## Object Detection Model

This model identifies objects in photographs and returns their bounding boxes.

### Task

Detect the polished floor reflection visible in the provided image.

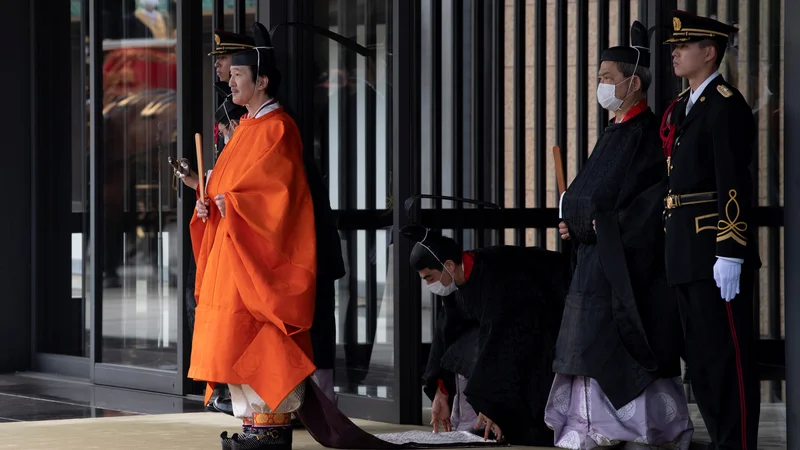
[0,374,205,422]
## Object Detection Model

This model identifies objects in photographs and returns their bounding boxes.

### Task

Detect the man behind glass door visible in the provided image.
[177,29,255,415]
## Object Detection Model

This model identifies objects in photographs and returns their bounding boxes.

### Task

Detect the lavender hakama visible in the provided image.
[545,374,694,449]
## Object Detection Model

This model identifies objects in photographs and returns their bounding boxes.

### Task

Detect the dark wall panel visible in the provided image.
[31,0,75,357]
[784,0,800,444]
[0,0,32,372]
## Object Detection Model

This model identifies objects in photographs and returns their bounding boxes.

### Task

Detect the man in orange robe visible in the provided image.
[190,22,317,450]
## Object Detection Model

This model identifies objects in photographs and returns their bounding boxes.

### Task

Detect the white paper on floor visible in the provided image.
[375,430,498,445]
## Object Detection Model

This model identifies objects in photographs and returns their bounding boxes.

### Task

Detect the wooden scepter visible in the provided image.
[552,145,567,196]
[195,133,206,222]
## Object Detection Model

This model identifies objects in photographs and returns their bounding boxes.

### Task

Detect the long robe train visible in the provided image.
[296,379,509,449]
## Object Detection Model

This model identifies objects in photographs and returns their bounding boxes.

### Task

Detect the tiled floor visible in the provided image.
[0,413,445,450]
[0,373,788,449]
[686,403,787,449]
[0,373,205,422]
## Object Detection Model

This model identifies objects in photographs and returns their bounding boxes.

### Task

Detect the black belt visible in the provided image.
[664,191,717,209]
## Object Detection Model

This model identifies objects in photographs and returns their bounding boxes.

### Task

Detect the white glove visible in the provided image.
[713,257,742,302]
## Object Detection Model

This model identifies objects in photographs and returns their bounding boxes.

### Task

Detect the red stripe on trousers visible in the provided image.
[725,302,748,450]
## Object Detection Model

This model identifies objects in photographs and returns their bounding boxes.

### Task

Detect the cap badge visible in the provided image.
[673,17,682,31]
[215,33,221,45]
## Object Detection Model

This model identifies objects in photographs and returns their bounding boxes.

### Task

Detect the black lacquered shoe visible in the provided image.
[220,431,238,450]
[290,417,304,430]
[232,426,292,450]
[212,396,234,416]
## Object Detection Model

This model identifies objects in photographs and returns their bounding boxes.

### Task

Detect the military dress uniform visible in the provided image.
[209,30,256,159]
[661,11,761,450]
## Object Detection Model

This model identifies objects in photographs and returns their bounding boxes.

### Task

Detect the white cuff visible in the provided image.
[559,192,566,219]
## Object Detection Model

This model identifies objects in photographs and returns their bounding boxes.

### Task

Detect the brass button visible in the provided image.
[670,165,674,171]
[677,142,681,146]
[668,213,672,218]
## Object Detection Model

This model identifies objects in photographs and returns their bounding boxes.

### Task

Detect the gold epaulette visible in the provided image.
[717,84,733,98]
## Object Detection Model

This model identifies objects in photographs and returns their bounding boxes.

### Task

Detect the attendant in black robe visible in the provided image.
[544,22,691,449]
[401,226,568,446]
[296,109,346,405]
[174,96,248,415]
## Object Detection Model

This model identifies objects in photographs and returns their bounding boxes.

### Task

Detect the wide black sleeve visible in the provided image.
[464,251,564,433]
[466,300,543,432]
[422,305,454,401]
[590,125,683,395]
[303,151,346,281]
[561,131,638,246]
[422,296,479,402]
[562,196,597,245]
[711,102,756,259]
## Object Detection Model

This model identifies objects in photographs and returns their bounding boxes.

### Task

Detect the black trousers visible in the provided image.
[674,272,759,450]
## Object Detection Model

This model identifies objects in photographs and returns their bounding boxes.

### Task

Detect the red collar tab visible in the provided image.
[619,99,648,123]
[462,251,475,281]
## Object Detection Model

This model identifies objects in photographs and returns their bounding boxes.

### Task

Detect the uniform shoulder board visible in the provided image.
[717,84,733,98]
[678,86,691,97]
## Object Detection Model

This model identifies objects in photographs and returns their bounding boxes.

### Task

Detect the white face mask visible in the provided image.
[596,77,633,111]
[597,48,642,112]
[426,265,457,296]
[428,279,457,296]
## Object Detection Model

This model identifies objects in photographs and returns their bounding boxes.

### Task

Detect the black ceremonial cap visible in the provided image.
[209,29,255,56]
[401,225,461,271]
[601,21,651,68]
[214,97,248,126]
[664,10,738,44]
[231,22,275,75]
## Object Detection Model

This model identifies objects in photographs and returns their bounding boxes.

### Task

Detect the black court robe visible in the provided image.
[422,303,480,404]
[554,108,684,409]
[423,246,569,446]
[303,145,346,370]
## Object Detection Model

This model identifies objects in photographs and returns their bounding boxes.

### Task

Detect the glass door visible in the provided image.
[91,0,181,393]
[306,0,396,418]
[89,0,259,395]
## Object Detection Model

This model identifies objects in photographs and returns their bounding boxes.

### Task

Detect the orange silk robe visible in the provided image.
[188,107,317,410]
